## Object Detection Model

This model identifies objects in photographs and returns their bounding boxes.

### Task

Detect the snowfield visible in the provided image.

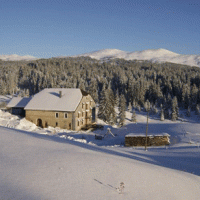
[1,109,200,199]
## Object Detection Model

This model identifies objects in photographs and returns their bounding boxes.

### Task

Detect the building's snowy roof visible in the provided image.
[7,97,32,108]
[126,133,170,137]
[24,88,84,112]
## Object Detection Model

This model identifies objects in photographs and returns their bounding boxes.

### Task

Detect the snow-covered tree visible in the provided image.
[98,87,107,121]
[98,87,116,124]
[160,104,165,121]
[131,109,137,122]
[171,96,179,121]
[186,106,191,117]
[118,94,126,126]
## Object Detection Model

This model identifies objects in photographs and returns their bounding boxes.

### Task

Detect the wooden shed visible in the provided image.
[125,133,170,147]
[6,97,32,117]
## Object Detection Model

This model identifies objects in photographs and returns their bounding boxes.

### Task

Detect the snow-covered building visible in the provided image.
[6,97,32,117]
[24,88,96,131]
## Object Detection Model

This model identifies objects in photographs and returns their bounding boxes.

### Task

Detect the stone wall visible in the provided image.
[26,110,74,129]
[125,135,170,147]
[25,94,96,131]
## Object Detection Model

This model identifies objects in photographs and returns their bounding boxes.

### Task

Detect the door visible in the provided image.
[92,107,96,123]
[69,123,71,130]
[37,118,43,128]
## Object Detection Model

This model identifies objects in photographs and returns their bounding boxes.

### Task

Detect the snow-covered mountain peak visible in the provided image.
[138,48,179,56]
[75,48,200,67]
[0,54,37,61]
[79,48,127,60]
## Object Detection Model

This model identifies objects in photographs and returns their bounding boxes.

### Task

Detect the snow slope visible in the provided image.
[1,109,200,199]
[75,48,200,67]
[1,126,200,200]
[0,54,37,61]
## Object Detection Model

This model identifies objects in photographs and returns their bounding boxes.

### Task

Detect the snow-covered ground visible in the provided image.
[1,109,200,199]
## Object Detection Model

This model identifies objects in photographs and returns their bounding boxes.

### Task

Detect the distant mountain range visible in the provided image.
[1,49,200,67]
[0,54,37,61]
[74,49,200,67]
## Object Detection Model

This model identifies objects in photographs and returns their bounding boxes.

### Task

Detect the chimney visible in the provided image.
[59,91,62,98]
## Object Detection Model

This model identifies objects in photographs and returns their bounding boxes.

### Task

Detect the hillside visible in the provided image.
[0,54,37,61]
[74,48,200,67]
[1,48,200,67]
[1,109,200,200]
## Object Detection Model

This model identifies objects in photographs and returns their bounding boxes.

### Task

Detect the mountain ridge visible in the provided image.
[74,48,200,67]
[1,49,200,67]
[0,54,37,61]
[73,48,200,67]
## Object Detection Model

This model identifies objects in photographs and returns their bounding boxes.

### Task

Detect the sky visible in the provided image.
[0,0,200,58]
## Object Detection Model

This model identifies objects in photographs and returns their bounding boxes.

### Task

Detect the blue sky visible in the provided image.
[0,0,200,58]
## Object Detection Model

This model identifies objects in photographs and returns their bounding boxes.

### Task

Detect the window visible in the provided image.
[56,122,58,126]
[82,103,84,109]
[82,112,84,117]
[64,113,68,118]
[55,112,59,118]
[77,120,79,126]
[86,103,88,109]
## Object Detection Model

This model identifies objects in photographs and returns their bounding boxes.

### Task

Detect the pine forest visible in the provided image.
[1,56,200,122]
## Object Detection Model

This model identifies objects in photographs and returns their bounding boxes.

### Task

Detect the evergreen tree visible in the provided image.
[160,108,165,121]
[144,99,151,112]
[98,87,107,121]
[182,84,190,109]
[171,96,179,121]
[160,104,165,121]
[118,94,126,126]
[115,89,120,107]
[186,106,191,117]
[190,84,198,110]
[131,109,137,122]
[128,102,132,111]
[195,104,200,115]
[107,89,116,124]
[98,88,116,124]
[164,93,172,119]
[88,78,98,103]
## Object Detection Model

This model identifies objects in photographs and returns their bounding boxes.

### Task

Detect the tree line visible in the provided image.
[1,56,200,123]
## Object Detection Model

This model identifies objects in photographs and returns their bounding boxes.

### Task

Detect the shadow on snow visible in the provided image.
[1,125,200,176]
